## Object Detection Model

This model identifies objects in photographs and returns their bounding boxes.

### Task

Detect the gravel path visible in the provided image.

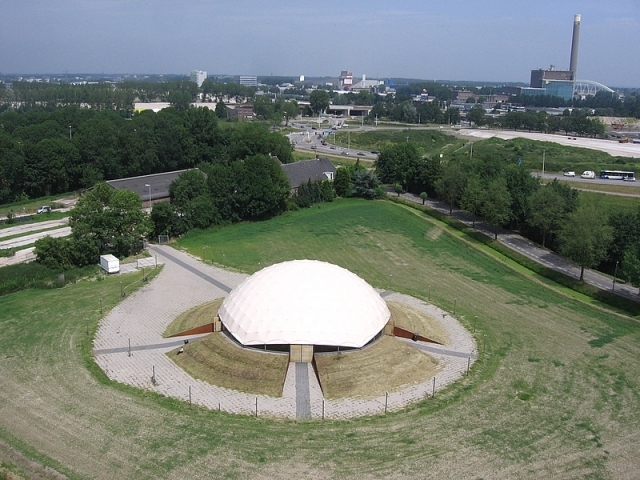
[94,245,477,419]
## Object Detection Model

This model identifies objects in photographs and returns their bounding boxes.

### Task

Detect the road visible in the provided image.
[0,217,69,239]
[0,226,72,249]
[288,128,378,160]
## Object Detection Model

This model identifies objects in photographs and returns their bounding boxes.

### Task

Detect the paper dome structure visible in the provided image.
[219,260,390,348]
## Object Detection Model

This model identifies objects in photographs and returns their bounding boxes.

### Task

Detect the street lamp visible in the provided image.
[144,184,151,209]
[613,260,619,291]
[69,125,72,140]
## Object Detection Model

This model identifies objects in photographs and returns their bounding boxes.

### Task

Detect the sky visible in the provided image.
[1,0,639,88]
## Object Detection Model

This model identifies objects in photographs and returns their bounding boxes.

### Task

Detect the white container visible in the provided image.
[99,254,120,274]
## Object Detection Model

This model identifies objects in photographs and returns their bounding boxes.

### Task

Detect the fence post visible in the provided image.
[189,386,192,406]
[385,392,388,413]
[255,397,258,417]
[432,376,436,398]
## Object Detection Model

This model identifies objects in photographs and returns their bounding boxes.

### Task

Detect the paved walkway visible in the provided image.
[94,245,477,419]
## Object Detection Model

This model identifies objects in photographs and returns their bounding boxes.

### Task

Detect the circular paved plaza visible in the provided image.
[93,245,477,419]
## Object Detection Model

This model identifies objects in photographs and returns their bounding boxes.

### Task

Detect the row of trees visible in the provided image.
[151,156,291,238]
[0,104,292,203]
[376,143,633,282]
[512,90,640,119]
[468,106,606,137]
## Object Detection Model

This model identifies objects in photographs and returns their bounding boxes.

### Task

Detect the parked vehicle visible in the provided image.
[99,254,120,274]
[36,206,51,214]
[581,171,596,179]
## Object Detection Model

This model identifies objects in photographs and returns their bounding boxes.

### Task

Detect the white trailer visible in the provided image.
[99,254,120,274]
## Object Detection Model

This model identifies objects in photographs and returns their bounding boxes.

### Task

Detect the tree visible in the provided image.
[467,104,486,126]
[320,180,334,202]
[444,107,461,125]
[150,201,181,238]
[215,100,228,119]
[281,101,300,126]
[375,143,421,191]
[558,199,613,281]
[70,182,151,258]
[621,248,640,294]
[481,178,512,239]
[394,183,403,196]
[234,155,291,220]
[419,192,428,205]
[351,170,383,199]
[333,167,351,197]
[460,175,485,227]
[309,89,330,115]
[169,169,208,212]
[505,165,539,229]
[435,162,467,214]
[526,185,566,248]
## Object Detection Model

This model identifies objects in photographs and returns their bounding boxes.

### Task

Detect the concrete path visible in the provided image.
[94,245,477,419]
[295,363,311,419]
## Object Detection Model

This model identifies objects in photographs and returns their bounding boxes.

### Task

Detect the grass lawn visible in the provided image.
[315,336,438,400]
[1,198,640,478]
[163,298,224,337]
[168,333,288,398]
[388,301,449,345]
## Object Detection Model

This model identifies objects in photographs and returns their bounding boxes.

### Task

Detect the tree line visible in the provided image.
[376,143,639,285]
[0,104,293,204]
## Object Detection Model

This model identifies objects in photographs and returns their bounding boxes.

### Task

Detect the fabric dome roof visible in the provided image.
[219,260,390,348]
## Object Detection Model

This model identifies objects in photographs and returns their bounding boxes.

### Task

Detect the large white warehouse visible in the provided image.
[218,260,390,349]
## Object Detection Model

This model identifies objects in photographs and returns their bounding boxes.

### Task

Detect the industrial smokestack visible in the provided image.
[569,14,581,78]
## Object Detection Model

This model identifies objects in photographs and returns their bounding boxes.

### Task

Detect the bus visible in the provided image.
[599,170,635,180]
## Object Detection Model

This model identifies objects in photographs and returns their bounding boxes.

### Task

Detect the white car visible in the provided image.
[581,171,596,179]
[563,171,576,177]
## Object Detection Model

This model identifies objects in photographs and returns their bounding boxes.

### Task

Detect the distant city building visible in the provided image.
[190,70,207,87]
[521,14,613,101]
[339,71,353,90]
[239,75,258,87]
[351,74,383,92]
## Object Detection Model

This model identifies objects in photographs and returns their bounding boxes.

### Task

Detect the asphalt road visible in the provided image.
[0,217,69,239]
[0,226,72,249]
[288,129,378,160]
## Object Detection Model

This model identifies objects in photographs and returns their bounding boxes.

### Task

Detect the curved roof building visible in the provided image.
[219,260,390,348]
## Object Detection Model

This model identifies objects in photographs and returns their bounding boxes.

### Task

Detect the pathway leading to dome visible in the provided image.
[295,363,311,419]
[94,245,477,419]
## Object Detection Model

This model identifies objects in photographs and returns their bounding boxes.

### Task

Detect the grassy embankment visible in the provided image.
[0,199,639,478]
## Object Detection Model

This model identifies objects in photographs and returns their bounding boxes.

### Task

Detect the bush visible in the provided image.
[0,262,97,297]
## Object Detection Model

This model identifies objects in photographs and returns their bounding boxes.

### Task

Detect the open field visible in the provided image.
[315,336,438,400]
[1,199,640,478]
[168,333,289,397]
[163,298,223,337]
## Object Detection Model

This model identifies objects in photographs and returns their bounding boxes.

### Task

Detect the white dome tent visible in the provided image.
[218,260,390,350]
